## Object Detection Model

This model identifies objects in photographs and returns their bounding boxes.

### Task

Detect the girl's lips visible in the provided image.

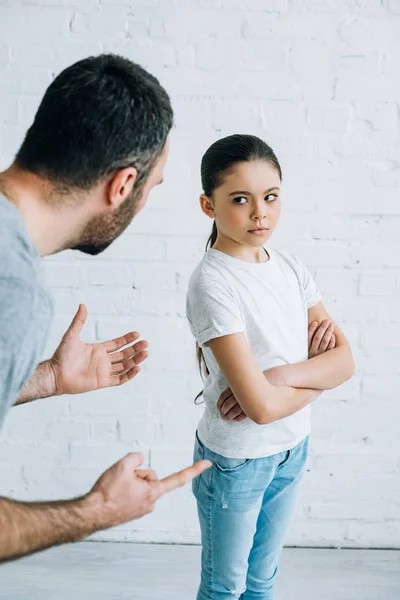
[248,228,268,234]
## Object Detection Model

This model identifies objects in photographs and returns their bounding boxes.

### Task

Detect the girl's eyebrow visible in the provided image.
[228,186,280,196]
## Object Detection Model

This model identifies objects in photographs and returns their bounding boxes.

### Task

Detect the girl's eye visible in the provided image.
[233,196,247,205]
[265,194,278,202]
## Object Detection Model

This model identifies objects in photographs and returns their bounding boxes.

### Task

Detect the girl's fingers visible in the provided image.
[328,334,336,350]
[319,323,335,352]
[223,404,244,421]
[308,321,318,348]
[310,320,331,354]
[217,389,234,411]
[220,396,239,416]
[233,412,247,422]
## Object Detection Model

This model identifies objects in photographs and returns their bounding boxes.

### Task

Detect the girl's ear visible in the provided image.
[200,194,215,219]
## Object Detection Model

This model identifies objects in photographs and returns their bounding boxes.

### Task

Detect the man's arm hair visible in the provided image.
[0,494,98,563]
[15,361,57,406]
[0,453,212,564]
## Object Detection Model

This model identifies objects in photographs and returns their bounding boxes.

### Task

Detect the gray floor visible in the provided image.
[1,542,399,600]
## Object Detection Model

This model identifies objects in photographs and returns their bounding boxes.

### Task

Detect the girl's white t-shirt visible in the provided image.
[186,247,321,459]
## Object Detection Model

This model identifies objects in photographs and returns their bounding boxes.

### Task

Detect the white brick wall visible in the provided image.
[0,0,399,549]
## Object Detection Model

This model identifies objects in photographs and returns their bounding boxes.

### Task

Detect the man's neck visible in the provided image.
[0,165,86,257]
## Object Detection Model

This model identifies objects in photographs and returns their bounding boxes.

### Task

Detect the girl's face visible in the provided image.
[201,160,281,250]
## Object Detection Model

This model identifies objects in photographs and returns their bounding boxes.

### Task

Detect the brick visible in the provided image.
[70,441,150,470]
[336,74,399,102]
[290,243,350,267]
[292,0,383,14]
[307,104,350,131]
[242,14,280,39]
[103,38,176,69]
[314,268,358,297]
[355,102,398,131]
[0,95,18,123]
[125,16,150,37]
[196,40,287,72]
[224,0,288,9]
[387,0,400,13]
[150,9,243,41]
[360,324,400,350]
[90,420,118,443]
[0,44,11,64]
[351,243,400,268]
[22,0,98,5]
[42,262,83,288]
[99,234,166,262]
[288,41,332,80]
[213,100,263,132]
[273,213,309,242]
[199,0,222,7]
[337,16,394,50]
[335,52,381,76]
[0,440,70,467]
[118,418,159,444]
[0,8,71,44]
[52,289,84,314]
[358,272,397,296]
[100,0,159,5]
[175,44,196,68]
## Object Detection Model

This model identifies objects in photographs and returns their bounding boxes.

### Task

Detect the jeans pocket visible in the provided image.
[214,457,252,473]
[212,456,262,512]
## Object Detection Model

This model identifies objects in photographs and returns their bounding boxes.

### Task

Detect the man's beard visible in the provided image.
[71,188,141,256]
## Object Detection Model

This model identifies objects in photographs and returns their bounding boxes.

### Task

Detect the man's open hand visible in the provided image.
[49,304,148,395]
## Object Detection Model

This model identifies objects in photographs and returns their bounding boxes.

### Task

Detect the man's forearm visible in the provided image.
[0,494,99,562]
[265,347,355,391]
[15,361,58,405]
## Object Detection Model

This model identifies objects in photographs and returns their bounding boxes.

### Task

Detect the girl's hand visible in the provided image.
[217,387,247,422]
[308,319,336,359]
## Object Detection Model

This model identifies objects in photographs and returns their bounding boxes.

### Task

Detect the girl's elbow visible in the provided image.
[251,408,275,426]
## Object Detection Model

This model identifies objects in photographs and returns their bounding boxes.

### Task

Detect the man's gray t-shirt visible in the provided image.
[0,194,53,430]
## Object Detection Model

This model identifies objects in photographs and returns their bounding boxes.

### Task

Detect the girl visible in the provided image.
[186,134,354,600]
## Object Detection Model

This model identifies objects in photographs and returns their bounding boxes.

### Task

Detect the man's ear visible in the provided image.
[200,194,215,219]
[107,167,138,209]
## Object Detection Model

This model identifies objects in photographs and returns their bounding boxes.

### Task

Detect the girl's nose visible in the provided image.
[252,200,267,221]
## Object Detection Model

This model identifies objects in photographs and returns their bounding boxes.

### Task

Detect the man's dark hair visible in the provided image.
[15,54,173,192]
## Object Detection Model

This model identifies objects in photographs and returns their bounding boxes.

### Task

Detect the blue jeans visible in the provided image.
[192,433,309,600]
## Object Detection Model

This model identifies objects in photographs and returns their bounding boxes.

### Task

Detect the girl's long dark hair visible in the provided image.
[195,134,282,403]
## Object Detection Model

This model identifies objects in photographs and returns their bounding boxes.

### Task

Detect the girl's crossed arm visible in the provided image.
[264,302,354,391]
[209,333,322,426]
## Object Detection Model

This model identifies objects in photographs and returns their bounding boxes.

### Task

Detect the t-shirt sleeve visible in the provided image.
[291,254,322,309]
[0,278,34,426]
[0,276,52,430]
[186,274,245,348]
